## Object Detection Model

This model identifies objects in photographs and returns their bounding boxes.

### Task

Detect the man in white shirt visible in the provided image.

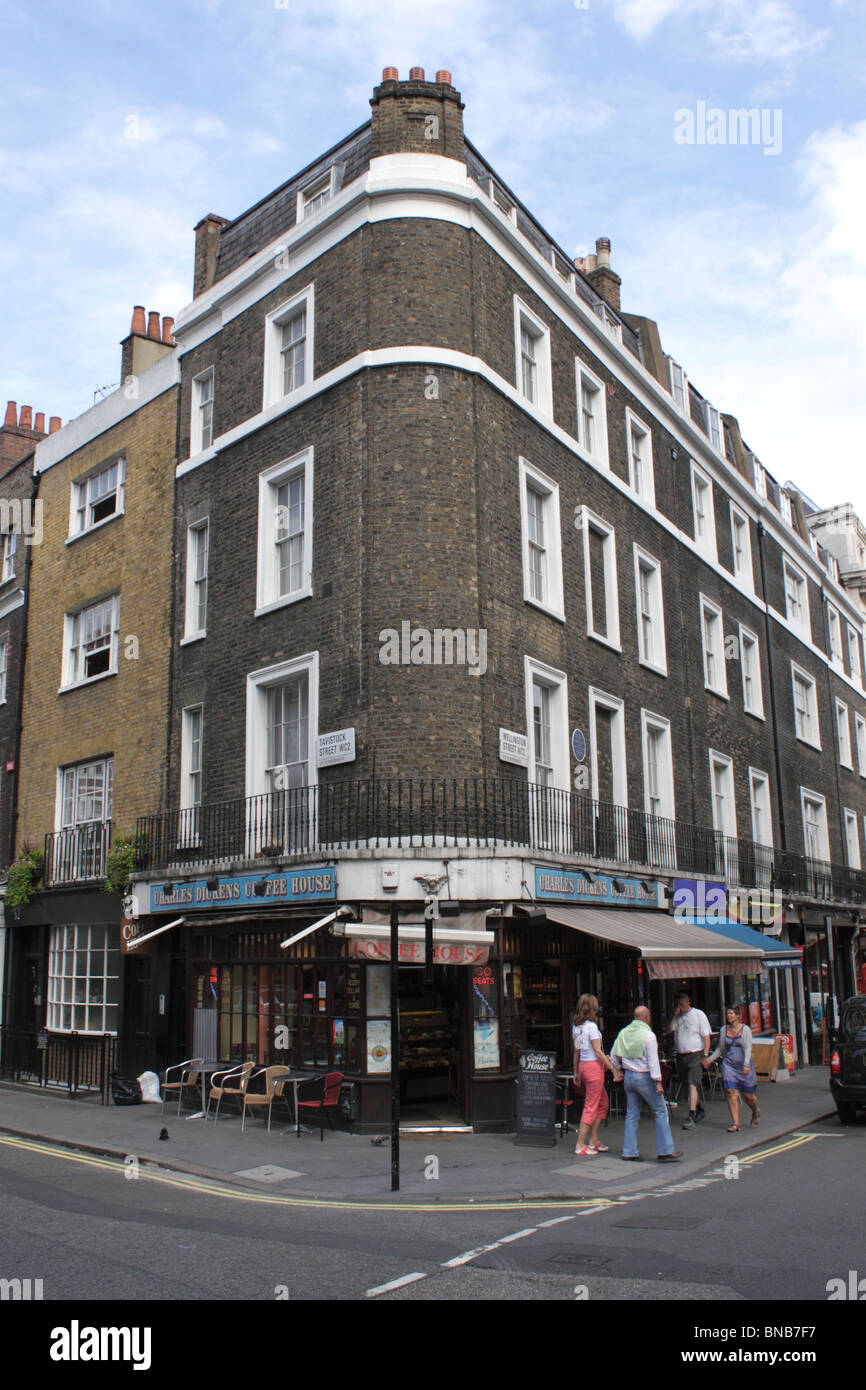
[666,991,711,1129]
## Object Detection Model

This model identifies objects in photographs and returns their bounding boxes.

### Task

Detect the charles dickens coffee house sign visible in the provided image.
[149,868,336,913]
[534,868,659,906]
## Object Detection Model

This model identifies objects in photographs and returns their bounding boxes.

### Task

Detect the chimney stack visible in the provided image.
[193,213,229,298]
[49,417,61,433]
[583,235,621,313]
[1,397,55,470]
[120,304,176,381]
[370,64,464,163]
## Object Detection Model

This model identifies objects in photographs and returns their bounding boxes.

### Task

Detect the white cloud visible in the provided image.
[611,0,829,60]
[623,119,866,511]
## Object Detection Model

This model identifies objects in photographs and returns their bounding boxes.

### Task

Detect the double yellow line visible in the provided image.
[0,1134,619,1214]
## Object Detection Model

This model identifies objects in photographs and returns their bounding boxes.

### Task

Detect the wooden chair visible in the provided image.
[161,1057,204,1116]
[241,1065,291,1132]
[205,1062,255,1122]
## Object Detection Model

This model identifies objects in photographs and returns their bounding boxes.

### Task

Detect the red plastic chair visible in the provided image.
[296,1071,344,1140]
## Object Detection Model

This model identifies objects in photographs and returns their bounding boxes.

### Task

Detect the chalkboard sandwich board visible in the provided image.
[515,1050,558,1147]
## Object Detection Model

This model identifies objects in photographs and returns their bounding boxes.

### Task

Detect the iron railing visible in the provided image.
[44,822,112,886]
[133,778,866,904]
[0,1027,154,1103]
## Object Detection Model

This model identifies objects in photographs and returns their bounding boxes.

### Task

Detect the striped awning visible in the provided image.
[525,907,764,979]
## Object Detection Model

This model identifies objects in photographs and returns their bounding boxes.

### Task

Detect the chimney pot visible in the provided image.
[595,236,611,267]
[4,401,16,427]
[19,406,32,429]
[34,412,45,432]
[146,311,161,340]
[49,416,61,433]
[162,316,175,344]
[382,66,399,81]
[409,67,425,80]
[435,70,452,84]
[131,305,146,336]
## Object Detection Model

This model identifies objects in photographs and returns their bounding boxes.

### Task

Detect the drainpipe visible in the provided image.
[756,522,787,851]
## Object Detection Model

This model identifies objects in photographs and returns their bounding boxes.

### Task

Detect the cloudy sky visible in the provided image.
[2,0,864,511]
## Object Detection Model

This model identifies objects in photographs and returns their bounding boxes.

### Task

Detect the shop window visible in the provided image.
[47,923,120,1034]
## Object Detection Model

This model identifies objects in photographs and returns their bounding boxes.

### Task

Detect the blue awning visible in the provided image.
[687,916,802,969]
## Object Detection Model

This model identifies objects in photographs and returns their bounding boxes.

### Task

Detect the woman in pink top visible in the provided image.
[572,994,616,1155]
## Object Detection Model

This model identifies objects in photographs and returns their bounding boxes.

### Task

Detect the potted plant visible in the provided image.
[104,831,149,897]
[6,845,44,911]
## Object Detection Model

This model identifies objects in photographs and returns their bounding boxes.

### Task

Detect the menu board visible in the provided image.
[515,1050,558,1147]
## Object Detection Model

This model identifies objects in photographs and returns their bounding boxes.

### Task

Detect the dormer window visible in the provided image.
[298,170,333,219]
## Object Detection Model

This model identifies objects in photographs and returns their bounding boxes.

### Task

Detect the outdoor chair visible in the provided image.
[205,1062,255,1123]
[161,1057,204,1116]
[241,1065,291,1132]
[296,1071,344,1140]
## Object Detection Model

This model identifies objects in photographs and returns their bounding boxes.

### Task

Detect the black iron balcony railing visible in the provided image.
[133,779,866,905]
[44,822,112,887]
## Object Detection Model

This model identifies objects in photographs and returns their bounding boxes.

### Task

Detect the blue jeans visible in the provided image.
[623,1071,675,1157]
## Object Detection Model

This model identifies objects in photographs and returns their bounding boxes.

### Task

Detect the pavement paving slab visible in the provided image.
[0,1068,837,1202]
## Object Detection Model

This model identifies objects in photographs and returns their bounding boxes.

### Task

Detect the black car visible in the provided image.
[830,994,866,1123]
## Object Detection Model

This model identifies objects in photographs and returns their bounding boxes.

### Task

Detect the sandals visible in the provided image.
[726,1124,739,1132]
[593,1143,610,1152]
[575,1145,598,1156]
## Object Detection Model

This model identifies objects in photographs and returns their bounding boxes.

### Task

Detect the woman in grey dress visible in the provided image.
[702,1007,760,1132]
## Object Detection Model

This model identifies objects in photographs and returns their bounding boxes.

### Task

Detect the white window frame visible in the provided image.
[827,604,844,667]
[783,556,811,641]
[791,663,820,749]
[182,519,209,642]
[700,596,728,699]
[256,447,314,616]
[519,459,564,621]
[800,788,829,863]
[0,527,16,583]
[748,768,773,849]
[666,356,687,412]
[729,502,753,590]
[297,168,335,221]
[836,699,853,769]
[588,685,629,820]
[61,595,120,689]
[263,283,314,411]
[633,545,667,676]
[691,462,717,561]
[844,808,861,870]
[245,651,319,802]
[53,756,114,885]
[739,624,764,719]
[191,367,215,455]
[68,458,126,540]
[178,705,203,848]
[855,712,866,778]
[847,624,863,685]
[709,748,737,841]
[0,633,7,704]
[578,507,620,650]
[625,408,654,506]
[47,923,119,1036]
[641,710,675,822]
[575,361,608,465]
[525,658,570,792]
[705,402,723,453]
[513,298,552,415]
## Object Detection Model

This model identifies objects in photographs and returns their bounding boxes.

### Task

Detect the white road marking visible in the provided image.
[496,1228,537,1243]
[366,1272,428,1297]
[538,1215,579,1226]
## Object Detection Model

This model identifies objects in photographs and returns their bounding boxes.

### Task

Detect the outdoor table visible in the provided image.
[279,1071,326,1136]
[555,1073,574,1136]
[182,1061,226,1120]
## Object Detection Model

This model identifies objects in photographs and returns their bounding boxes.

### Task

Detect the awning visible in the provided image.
[688,916,803,970]
[525,906,765,980]
[334,909,495,964]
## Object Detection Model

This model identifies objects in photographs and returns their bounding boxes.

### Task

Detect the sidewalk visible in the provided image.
[0,1069,836,1203]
